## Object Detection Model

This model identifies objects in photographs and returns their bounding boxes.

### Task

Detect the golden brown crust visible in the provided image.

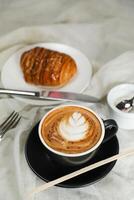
[20,47,77,87]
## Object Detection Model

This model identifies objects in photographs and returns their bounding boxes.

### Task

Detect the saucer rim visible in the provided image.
[25,123,119,188]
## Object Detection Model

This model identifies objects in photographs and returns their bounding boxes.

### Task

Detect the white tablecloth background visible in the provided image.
[0,0,134,200]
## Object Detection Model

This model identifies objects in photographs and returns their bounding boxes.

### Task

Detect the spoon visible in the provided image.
[116,96,134,112]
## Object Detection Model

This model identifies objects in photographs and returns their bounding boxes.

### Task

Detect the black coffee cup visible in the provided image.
[39,105,118,166]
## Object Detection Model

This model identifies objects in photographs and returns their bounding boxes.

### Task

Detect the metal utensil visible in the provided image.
[0,88,99,103]
[116,96,134,112]
[0,111,21,141]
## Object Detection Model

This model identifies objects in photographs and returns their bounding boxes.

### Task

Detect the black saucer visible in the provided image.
[25,123,119,188]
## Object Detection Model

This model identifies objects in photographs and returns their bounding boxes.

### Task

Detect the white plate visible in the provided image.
[1,43,92,105]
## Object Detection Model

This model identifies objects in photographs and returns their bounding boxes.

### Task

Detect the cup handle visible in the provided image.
[102,119,118,143]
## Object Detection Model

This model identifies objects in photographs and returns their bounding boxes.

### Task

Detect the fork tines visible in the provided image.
[0,111,21,139]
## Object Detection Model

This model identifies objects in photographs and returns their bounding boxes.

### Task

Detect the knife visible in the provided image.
[0,88,99,103]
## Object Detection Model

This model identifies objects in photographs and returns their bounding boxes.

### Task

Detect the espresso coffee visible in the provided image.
[41,106,102,154]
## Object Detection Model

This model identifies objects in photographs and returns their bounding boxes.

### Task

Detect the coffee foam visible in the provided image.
[41,106,102,154]
[58,112,90,141]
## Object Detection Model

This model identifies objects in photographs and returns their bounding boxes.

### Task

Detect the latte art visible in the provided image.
[58,112,90,141]
[41,106,102,154]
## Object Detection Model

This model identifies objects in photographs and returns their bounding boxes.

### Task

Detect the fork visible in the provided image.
[0,111,21,141]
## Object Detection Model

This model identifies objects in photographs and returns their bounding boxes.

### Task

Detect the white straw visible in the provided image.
[28,148,134,198]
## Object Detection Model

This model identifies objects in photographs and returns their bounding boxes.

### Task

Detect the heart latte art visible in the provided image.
[41,106,102,154]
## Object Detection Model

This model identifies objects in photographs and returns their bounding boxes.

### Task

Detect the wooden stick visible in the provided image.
[28,148,134,198]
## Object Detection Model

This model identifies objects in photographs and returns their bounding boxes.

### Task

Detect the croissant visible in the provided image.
[20,47,77,87]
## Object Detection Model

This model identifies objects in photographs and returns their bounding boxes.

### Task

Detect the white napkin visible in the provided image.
[86,51,134,98]
[0,25,134,200]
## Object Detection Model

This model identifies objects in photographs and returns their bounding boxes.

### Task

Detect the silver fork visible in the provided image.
[0,111,21,141]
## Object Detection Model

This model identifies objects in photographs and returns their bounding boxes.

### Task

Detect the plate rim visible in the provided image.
[1,42,92,106]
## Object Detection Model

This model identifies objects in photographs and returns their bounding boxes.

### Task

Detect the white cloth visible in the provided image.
[0,1,134,200]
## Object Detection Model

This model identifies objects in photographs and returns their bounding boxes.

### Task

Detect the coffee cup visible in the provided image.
[38,105,118,166]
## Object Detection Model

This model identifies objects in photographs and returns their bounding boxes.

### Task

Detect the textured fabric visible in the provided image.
[0,1,134,200]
